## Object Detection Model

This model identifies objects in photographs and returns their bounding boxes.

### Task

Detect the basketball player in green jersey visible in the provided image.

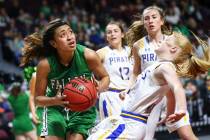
[8,82,37,140]
[21,19,110,140]
[23,66,44,140]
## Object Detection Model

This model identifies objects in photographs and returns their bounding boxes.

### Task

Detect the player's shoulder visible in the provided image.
[96,46,109,53]
[37,58,51,74]
[38,58,49,67]
[156,62,176,74]
[96,46,110,60]
[133,37,145,49]
[84,47,98,59]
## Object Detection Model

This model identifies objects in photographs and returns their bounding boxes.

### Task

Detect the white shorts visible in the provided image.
[88,111,147,140]
[99,89,124,120]
[145,97,191,134]
[166,112,191,133]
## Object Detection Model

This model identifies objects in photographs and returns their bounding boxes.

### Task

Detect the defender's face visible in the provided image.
[106,24,124,48]
[143,9,164,34]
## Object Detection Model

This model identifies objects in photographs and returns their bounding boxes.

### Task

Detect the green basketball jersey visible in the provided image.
[46,44,92,97]
[37,44,96,138]
[8,92,30,116]
[8,92,34,134]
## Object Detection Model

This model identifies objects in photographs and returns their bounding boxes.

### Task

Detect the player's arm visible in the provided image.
[157,64,187,122]
[29,74,39,124]
[165,89,175,117]
[35,58,68,107]
[158,90,175,125]
[119,42,141,99]
[85,48,110,93]
[130,42,141,86]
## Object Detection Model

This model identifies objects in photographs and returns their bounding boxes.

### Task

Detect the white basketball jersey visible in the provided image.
[138,36,168,71]
[103,46,134,89]
[124,61,173,116]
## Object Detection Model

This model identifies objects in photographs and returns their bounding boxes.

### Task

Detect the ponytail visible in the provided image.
[20,32,45,66]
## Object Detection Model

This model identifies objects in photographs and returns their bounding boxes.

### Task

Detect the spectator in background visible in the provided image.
[165,0,181,25]
[184,80,204,121]
[205,75,210,116]
[0,93,13,140]
[39,0,51,18]
[0,8,10,39]
[207,75,210,91]
[185,80,199,101]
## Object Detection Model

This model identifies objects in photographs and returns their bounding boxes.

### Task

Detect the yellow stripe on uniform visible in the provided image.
[97,129,112,140]
[183,114,188,123]
[97,123,119,140]
[120,112,147,121]
[107,99,112,116]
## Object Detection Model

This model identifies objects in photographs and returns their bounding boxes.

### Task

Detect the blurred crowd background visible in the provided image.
[0,0,210,139]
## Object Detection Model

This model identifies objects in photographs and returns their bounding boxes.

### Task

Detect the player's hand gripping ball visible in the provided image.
[63,77,97,111]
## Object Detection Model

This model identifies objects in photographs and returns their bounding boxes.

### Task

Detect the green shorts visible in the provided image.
[66,106,97,139]
[36,107,66,138]
[12,115,34,135]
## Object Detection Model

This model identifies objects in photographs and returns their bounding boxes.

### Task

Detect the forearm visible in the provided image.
[29,95,36,116]
[129,73,138,88]
[35,96,62,107]
[165,90,175,117]
[97,76,109,92]
[173,87,187,112]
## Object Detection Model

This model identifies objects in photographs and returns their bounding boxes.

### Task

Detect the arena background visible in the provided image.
[0,0,210,139]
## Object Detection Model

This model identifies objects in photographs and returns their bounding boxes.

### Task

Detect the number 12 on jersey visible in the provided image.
[119,67,130,80]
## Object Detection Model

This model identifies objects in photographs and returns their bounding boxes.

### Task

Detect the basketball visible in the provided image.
[63,77,97,112]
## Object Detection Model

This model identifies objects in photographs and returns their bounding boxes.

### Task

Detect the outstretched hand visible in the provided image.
[166,110,186,123]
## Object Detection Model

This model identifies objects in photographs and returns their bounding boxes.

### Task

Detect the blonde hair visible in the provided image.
[173,32,210,78]
[126,5,172,48]
[126,20,146,48]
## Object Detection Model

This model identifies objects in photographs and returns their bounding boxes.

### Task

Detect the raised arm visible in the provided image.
[130,42,141,87]
[157,63,187,122]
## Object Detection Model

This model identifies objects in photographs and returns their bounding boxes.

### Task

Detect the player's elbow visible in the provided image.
[34,96,43,107]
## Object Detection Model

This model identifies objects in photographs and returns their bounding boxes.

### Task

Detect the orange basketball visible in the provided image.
[63,77,97,112]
